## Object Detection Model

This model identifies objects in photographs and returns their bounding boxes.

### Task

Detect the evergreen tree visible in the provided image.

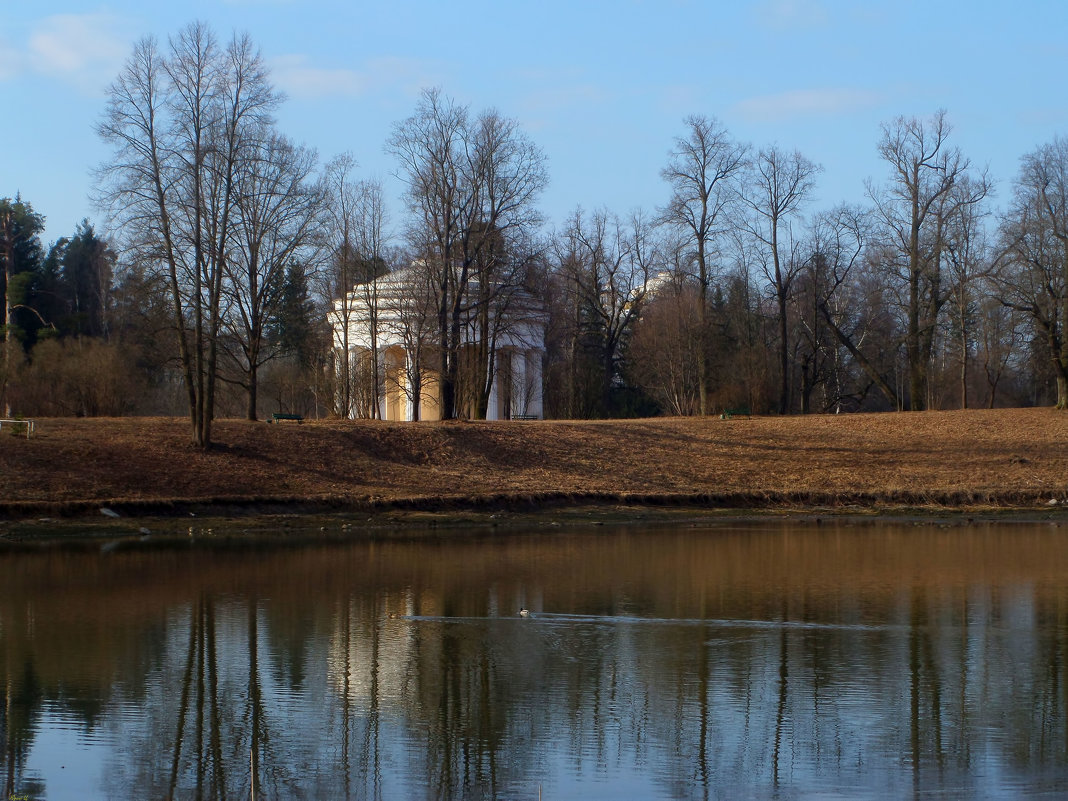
[57,221,115,339]
[1,196,47,352]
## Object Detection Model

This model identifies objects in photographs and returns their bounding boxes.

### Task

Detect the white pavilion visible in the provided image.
[330,267,545,421]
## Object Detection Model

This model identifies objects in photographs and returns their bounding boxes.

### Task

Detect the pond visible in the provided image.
[3,518,1068,799]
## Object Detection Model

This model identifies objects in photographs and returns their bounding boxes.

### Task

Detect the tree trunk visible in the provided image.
[247,363,258,420]
[2,222,12,417]
[960,353,968,410]
[697,245,709,417]
[369,289,380,419]
[799,355,812,414]
[777,290,789,414]
[820,302,899,408]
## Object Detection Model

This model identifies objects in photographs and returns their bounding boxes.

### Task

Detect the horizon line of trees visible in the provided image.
[3,22,1067,447]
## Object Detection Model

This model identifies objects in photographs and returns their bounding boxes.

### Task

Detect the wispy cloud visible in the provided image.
[271,54,366,98]
[271,54,440,100]
[0,38,20,81]
[735,88,881,122]
[755,0,829,29]
[656,85,701,115]
[27,13,130,93]
[520,83,609,114]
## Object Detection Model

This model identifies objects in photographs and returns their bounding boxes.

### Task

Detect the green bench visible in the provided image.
[719,407,751,420]
[270,413,304,423]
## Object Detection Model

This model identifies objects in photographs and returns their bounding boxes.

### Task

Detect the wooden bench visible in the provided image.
[719,407,751,420]
[270,413,304,423]
[510,414,539,421]
[0,418,36,438]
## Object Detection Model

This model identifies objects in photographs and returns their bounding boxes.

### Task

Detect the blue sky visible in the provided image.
[4,1,1068,246]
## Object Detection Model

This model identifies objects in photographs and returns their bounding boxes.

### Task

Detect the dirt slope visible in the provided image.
[0,408,1065,517]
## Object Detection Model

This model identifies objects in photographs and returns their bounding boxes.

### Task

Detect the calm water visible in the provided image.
[3,520,1068,800]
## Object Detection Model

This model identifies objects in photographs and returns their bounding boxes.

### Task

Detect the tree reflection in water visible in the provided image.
[2,522,1068,798]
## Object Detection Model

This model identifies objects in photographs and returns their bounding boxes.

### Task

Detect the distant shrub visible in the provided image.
[11,338,145,417]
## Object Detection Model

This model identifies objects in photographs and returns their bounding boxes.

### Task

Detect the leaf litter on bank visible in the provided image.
[0,409,1065,515]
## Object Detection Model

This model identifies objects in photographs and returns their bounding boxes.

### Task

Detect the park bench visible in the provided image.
[719,407,751,420]
[270,413,304,423]
[510,414,539,421]
[0,418,36,438]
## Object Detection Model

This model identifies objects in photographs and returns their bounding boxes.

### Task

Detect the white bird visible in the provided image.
[519,608,530,617]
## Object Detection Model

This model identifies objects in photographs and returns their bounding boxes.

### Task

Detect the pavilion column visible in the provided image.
[405,347,415,422]
[525,349,543,419]
[511,350,526,419]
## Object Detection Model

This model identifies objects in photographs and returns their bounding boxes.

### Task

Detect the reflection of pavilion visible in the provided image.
[330,268,545,421]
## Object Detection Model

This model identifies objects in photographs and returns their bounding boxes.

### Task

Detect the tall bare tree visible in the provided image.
[322,154,363,418]
[349,179,390,418]
[388,89,546,419]
[555,208,657,415]
[97,24,279,445]
[998,137,1068,408]
[660,116,748,416]
[868,110,987,410]
[222,132,324,420]
[378,260,438,420]
[806,205,900,408]
[942,176,990,409]
[742,146,820,414]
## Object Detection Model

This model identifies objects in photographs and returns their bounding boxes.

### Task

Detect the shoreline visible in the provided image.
[2,410,1067,543]
[2,491,1067,546]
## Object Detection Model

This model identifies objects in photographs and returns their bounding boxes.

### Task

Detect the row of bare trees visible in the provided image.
[338,105,1064,419]
[81,22,1068,440]
[558,109,1066,417]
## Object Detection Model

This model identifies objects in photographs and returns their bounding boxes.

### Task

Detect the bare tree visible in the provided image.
[741,145,820,414]
[555,208,657,415]
[378,260,437,420]
[626,247,703,415]
[388,89,546,420]
[322,154,364,418]
[97,24,279,446]
[998,137,1068,408]
[942,176,990,409]
[868,110,988,410]
[324,171,390,420]
[660,116,748,415]
[975,292,1024,407]
[350,179,389,418]
[222,131,324,419]
[805,205,901,408]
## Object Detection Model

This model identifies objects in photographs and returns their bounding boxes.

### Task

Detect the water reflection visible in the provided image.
[3,521,1068,799]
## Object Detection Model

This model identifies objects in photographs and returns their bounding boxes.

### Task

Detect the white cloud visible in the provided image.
[363,56,444,97]
[0,38,21,81]
[734,88,881,122]
[271,54,367,99]
[271,54,440,100]
[521,83,609,115]
[26,13,130,94]
[656,85,701,114]
[755,0,829,29]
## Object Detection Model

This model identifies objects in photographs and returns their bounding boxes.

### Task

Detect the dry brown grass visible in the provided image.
[0,408,1065,517]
